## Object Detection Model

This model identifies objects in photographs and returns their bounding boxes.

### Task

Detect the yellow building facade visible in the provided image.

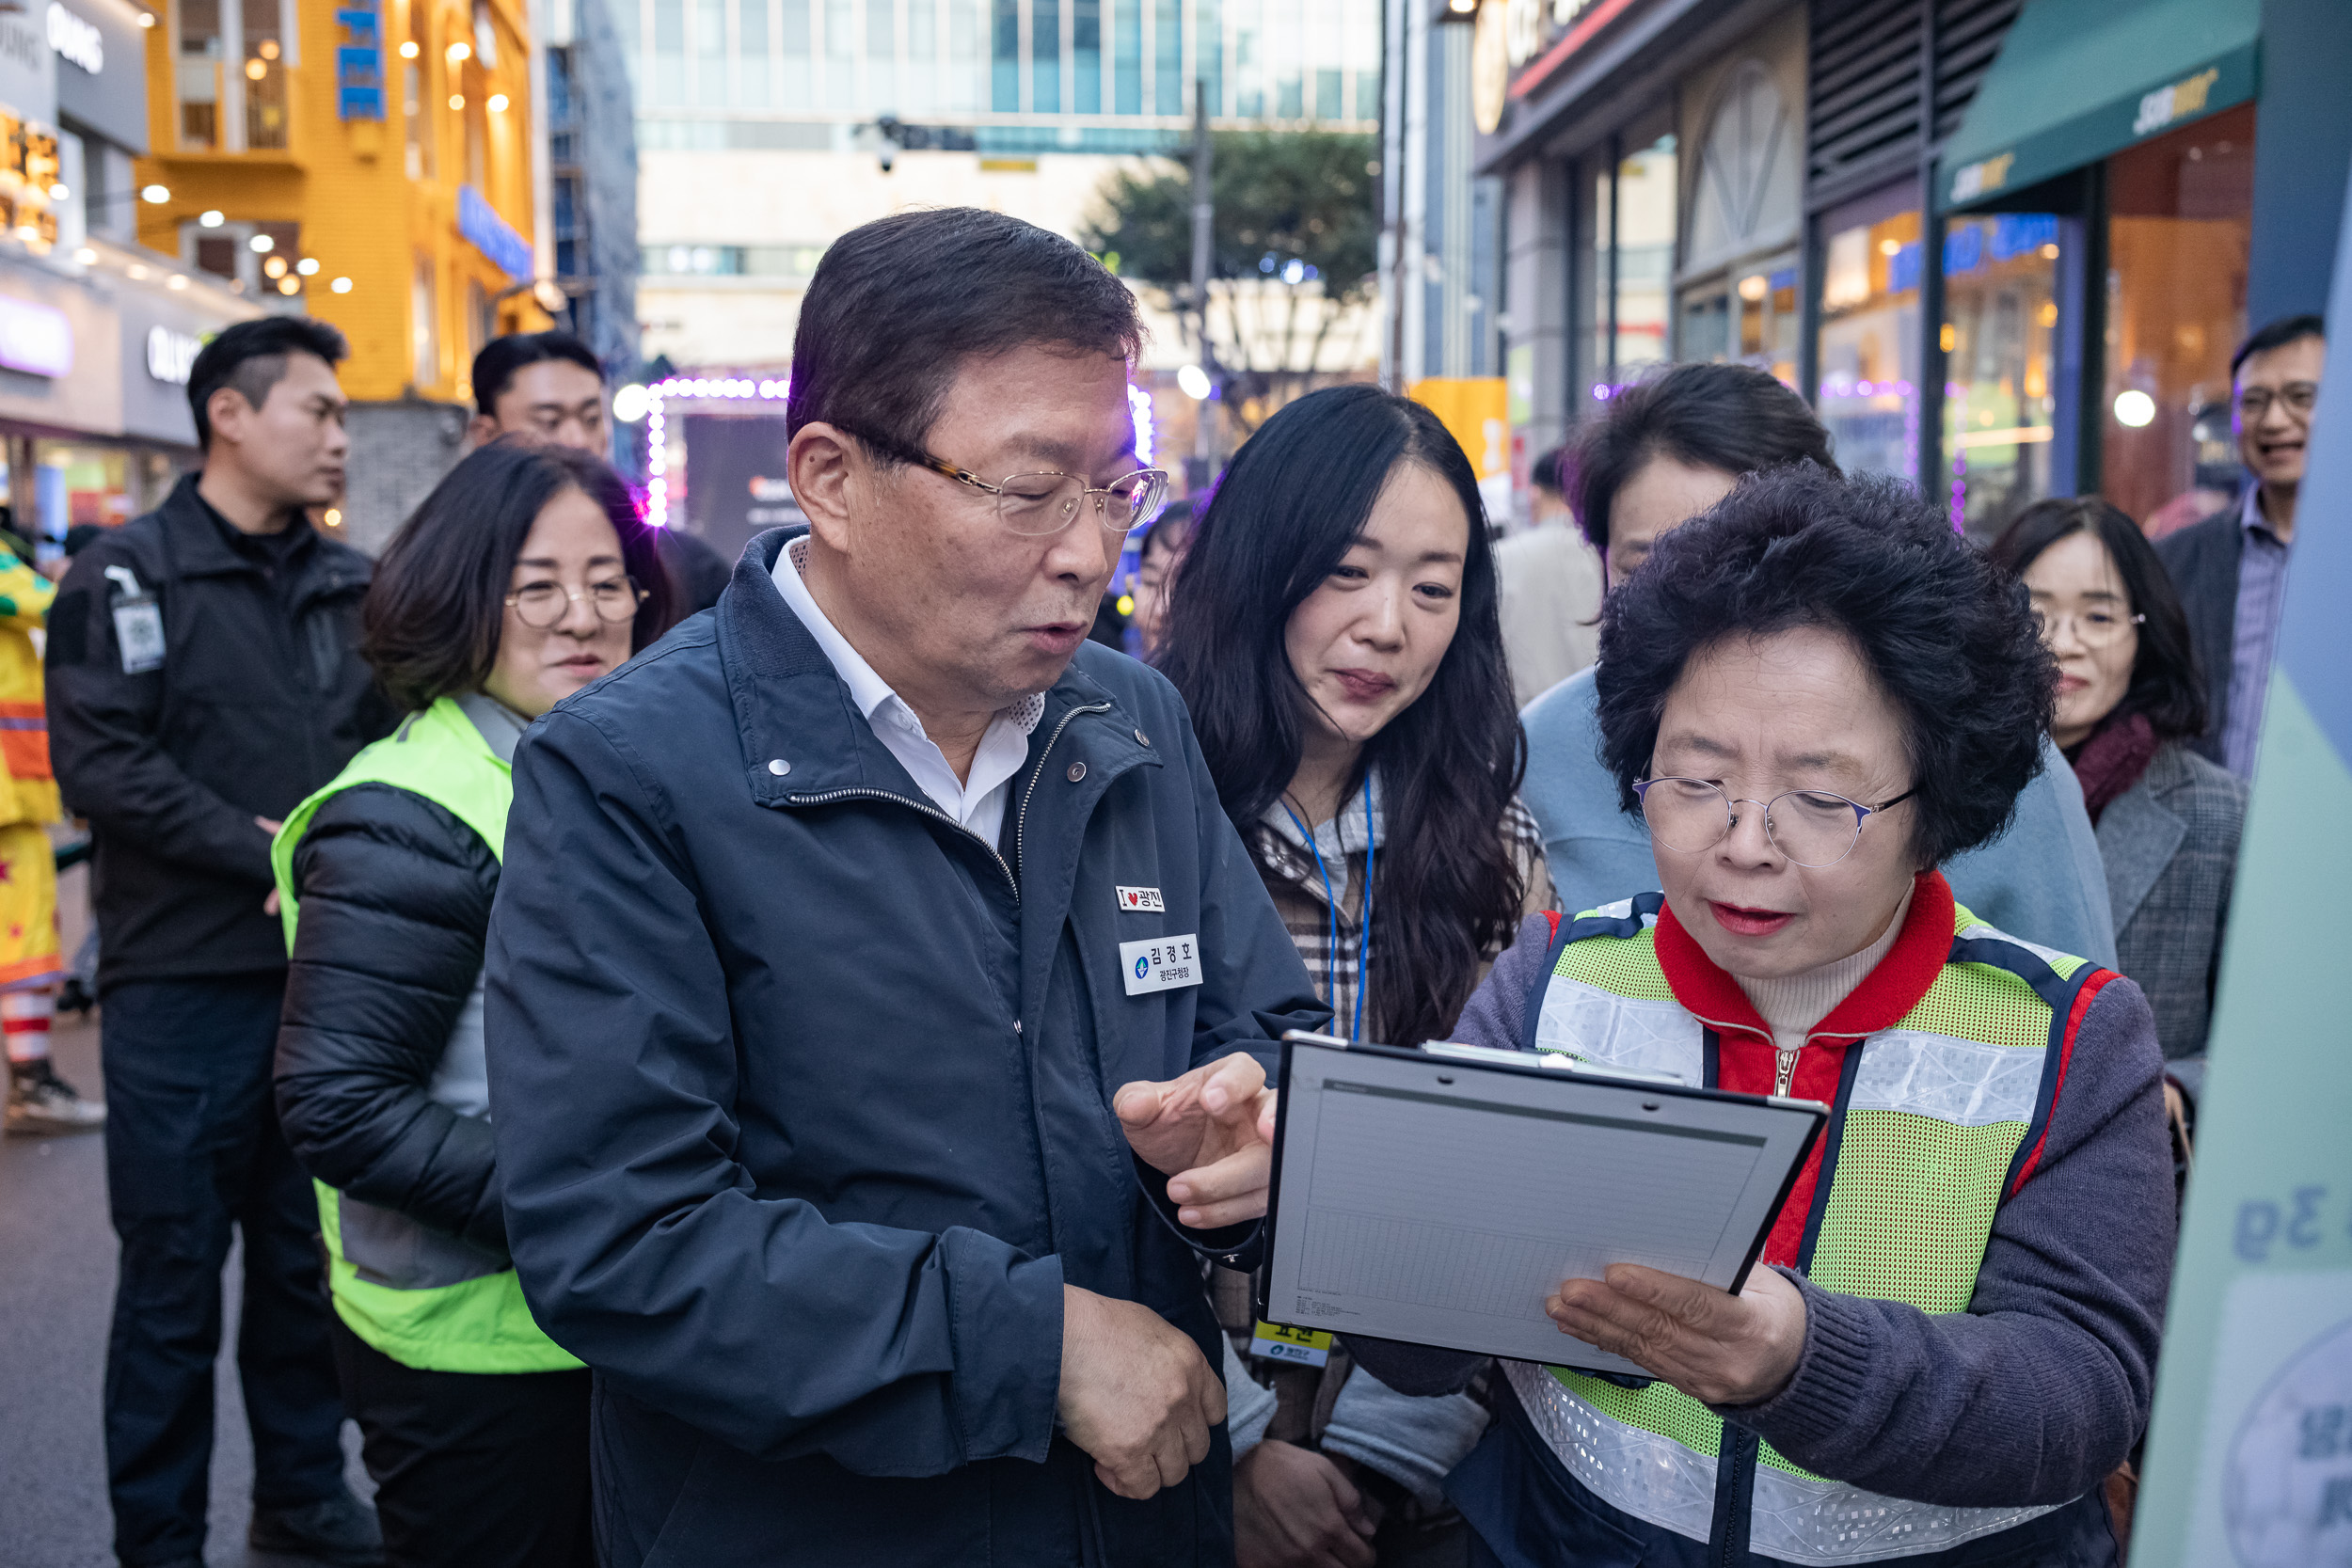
[134,0,547,403]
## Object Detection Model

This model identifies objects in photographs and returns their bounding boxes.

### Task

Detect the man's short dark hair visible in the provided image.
[2232,312,2326,377]
[1531,445,1568,499]
[786,208,1144,462]
[472,331,604,417]
[1595,467,2052,868]
[188,316,348,450]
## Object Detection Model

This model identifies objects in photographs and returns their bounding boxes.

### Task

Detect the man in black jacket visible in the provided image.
[486,209,1325,1566]
[47,316,394,1568]
[2154,311,2326,777]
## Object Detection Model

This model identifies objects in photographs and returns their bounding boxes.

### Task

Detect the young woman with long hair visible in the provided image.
[1155,383,1550,1567]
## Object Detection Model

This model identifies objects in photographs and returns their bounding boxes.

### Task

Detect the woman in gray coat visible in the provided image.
[1992,499,2247,1087]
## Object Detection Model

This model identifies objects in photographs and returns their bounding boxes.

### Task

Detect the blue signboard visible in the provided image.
[335,3,382,119]
[458,184,533,281]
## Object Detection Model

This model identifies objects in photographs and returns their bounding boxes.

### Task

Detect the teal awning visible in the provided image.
[1939,0,2260,211]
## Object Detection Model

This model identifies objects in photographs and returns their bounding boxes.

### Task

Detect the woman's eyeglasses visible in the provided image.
[1632,777,1916,869]
[506,576,647,629]
[2032,606,2144,649]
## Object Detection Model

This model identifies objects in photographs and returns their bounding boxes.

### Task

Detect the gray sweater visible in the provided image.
[1353,910,2175,1510]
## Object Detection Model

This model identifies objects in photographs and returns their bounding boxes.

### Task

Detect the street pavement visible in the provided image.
[0,1010,373,1567]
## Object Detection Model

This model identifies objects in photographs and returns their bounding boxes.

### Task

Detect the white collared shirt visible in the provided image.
[771,536,1044,847]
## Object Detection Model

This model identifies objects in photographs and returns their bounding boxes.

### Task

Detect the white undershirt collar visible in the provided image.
[771,536,1044,843]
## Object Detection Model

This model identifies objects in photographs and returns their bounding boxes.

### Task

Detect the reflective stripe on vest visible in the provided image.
[1512,895,2087,1560]
[272,697,581,1376]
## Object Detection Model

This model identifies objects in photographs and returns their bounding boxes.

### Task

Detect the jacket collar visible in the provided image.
[719,526,1156,813]
[160,471,315,579]
[1653,870,1956,1048]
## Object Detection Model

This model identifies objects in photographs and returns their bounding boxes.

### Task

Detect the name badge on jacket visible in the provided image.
[1120,935,1201,996]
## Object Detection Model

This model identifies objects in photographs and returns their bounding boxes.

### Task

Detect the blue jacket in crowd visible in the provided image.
[485,531,1328,1568]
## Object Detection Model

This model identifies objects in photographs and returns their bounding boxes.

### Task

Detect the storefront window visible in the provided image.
[1680,256,1799,384]
[245,11,289,150]
[1613,127,1676,377]
[1817,190,1920,483]
[2104,103,2254,536]
[1941,213,2059,539]
[178,0,224,150]
[34,446,135,539]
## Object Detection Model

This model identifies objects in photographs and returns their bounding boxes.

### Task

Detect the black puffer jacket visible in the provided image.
[274,783,506,1252]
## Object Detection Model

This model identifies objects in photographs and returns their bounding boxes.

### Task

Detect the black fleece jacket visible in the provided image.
[273,782,507,1253]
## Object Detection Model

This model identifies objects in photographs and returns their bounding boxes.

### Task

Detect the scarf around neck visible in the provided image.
[2066,710,2160,827]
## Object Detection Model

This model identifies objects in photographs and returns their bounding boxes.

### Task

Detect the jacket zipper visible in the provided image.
[1774,1045,1800,1097]
[784,786,1020,902]
[1014,702,1111,883]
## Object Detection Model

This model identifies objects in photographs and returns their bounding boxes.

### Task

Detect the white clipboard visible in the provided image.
[1259,1031,1829,1376]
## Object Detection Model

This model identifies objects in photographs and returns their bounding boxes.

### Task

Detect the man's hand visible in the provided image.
[1057,1285,1226,1500]
[1233,1441,1377,1568]
[1545,1262,1808,1406]
[1113,1052,1279,1228]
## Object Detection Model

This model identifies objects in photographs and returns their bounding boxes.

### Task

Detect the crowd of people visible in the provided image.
[10,203,2324,1568]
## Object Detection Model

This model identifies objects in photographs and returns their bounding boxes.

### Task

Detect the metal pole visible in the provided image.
[1190,78,1218,483]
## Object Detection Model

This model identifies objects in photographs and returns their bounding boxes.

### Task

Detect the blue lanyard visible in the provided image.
[1279,784,1376,1042]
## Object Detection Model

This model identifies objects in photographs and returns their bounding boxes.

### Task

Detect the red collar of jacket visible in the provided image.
[1652,870,1956,1048]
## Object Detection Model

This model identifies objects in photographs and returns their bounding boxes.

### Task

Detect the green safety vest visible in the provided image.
[1511,891,2101,1561]
[273,696,582,1376]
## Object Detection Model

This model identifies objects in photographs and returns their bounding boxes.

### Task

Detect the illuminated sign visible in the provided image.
[145,325,199,385]
[1505,0,1641,103]
[0,296,72,377]
[45,4,101,73]
[458,184,532,280]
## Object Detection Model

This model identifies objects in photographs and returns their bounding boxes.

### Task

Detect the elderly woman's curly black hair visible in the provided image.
[1593,467,2058,868]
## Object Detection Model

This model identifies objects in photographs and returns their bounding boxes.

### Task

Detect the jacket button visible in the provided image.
[1066,761,1087,783]
[767,758,791,775]
[1013,1020,1023,1035]
[1134,729,1151,747]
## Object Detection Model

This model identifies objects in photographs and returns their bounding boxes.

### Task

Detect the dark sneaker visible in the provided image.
[5,1058,104,1134]
[248,1489,385,1565]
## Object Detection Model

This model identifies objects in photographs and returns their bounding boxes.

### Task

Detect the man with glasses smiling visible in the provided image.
[483,208,1327,1567]
[2157,311,2327,778]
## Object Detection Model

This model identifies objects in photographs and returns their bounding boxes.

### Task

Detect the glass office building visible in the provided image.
[617,0,1382,148]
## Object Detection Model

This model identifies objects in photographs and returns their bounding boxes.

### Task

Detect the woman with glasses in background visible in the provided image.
[1992,498,2246,1098]
[1157,384,1550,1567]
[271,440,673,1568]
[1355,468,2172,1568]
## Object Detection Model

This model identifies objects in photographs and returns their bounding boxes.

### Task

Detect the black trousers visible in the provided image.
[102,974,349,1567]
[328,1313,594,1568]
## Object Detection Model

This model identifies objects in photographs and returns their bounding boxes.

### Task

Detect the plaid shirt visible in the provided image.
[1252,785,1554,1043]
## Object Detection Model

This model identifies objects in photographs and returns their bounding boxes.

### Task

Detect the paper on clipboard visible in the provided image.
[1262,1034,1825,1375]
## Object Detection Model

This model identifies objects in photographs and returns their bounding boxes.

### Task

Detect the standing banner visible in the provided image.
[2131,168,2352,1566]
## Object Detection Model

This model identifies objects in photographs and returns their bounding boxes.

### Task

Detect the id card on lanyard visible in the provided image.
[103,566,164,674]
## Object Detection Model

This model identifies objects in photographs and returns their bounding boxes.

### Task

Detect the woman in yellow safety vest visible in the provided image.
[1353,466,2175,1568]
[272,438,674,1568]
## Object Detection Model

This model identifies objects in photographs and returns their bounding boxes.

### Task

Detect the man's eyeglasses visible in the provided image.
[837,423,1170,538]
[2032,606,2144,649]
[2235,383,2318,420]
[506,576,647,629]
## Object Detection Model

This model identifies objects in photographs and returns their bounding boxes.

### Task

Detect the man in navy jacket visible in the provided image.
[485,209,1327,1566]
